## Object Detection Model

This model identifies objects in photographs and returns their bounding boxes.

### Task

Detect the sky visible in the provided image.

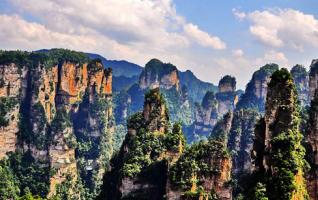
[0,0,318,89]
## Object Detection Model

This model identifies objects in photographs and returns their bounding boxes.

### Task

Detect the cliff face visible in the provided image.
[168,140,232,200]
[309,59,318,101]
[236,64,278,112]
[125,59,193,127]
[99,89,231,200]
[0,49,113,199]
[291,64,309,106]
[251,68,308,200]
[179,70,217,103]
[216,75,237,116]
[167,113,233,200]
[305,89,318,200]
[227,110,260,176]
[99,88,185,200]
[139,59,180,91]
[0,63,24,158]
[191,91,218,140]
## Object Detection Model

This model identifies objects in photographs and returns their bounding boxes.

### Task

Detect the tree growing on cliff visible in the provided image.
[251,68,308,200]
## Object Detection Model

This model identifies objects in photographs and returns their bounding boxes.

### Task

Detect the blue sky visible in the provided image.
[0,0,318,88]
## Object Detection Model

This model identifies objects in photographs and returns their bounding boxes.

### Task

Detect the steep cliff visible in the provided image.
[190,91,218,141]
[99,89,232,200]
[291,64,309,106]
[236,64,278,112]
[227,110,260,177]
[99,88,185,200]
[179,70,217,103]
[139,59,180,91]
[216,75,237,116]
[168,139,232,200]
[0,49,113,199]
[251,68,308,200]
[123,59,193,127]
[309,59,318,101]
[305,88,318,200]
[166,112,234,200]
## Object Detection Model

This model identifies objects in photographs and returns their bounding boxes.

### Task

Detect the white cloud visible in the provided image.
[256,50,288,66]
[7,0,225,50]
[232,8,246,20]
[184,23,226,49]
[236,8,318,50]
[232,49,244,57]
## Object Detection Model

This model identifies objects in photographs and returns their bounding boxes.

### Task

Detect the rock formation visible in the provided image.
[309,59,318,101]
[99,88,232,200]
[216,75,237,116]
[227,109,260,176]
[305,88,318,200]
[139,59,180,91]
[99,88,185,200]
[191,91,218,140]
[0,49,113,199]
[236,64,278,112]
[291,64,309,106]
[252,68,308,200]
[127,59,193,127]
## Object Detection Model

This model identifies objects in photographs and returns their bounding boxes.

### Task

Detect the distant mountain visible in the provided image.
[87,53,143,77]
[179,70,217,103]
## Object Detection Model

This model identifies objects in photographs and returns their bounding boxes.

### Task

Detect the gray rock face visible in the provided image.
[309,59,318,101]
[291,64,309,106]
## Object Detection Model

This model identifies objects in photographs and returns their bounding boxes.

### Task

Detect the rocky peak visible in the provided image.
[218,75,236,93]
[252,68,308,199]
[216,75,237,116]
[305,88,318,199]
[227,109,260,176]
[236,63,278,112]
[167,113,234,200]
[308,59,318,100]
[190,91,218,141]
[139,59,180,90]
[0,49,113,199]
[291,64,309,106]
[142,88,169,133]
[100,88,185,200]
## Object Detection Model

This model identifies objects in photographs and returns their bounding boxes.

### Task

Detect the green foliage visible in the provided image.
[0,49,89,69]
[170,139,229,190]
[120,89,185,178]
[0,159,19,199]
[121,129,165,177]
[0,97,18,127]
[250,68,308,200]
[51,108,76,148]
[4,151,50,198]
[254,182,268,200]
[72,90,114,198]
[113,124,127,152]
[52,174,74,200]
[165,123,185,152]
[18,189,43,200]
